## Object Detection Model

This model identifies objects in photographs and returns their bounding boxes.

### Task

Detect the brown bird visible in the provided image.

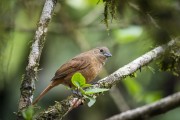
[32,47,112,105]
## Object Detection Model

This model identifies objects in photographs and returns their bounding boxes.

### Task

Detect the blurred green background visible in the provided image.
[0,0,180,120]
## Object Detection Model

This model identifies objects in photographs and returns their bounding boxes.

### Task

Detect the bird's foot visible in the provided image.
[72,89,83,97]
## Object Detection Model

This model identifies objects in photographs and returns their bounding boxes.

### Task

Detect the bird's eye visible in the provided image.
[100,49,103,52]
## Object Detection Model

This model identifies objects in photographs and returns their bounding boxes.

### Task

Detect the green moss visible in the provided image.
[101,0,119,29]
[159,40,180,75]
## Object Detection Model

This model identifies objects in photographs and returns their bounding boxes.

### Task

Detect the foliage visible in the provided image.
[160,39,180,76]
[71,72,109,107]
[101,0,119,29]
[22,106,34,120]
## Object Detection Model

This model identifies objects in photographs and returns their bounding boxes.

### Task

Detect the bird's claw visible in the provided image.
[72,89,83,97]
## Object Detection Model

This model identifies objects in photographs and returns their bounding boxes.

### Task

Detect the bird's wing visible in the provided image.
[51,56,90,81]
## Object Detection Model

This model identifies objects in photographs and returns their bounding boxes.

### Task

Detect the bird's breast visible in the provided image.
[82,59,103,83]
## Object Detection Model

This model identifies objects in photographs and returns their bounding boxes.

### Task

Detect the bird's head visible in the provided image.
[97,47,112,57]
[93,47,112,63]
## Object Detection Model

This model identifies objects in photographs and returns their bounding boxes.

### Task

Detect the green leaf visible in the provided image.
[71,72,86,87]
[81,84,93,88]
[22,106,34,120]
[79,87,85,94]
[84,88,109,95]
[84,95,96,107]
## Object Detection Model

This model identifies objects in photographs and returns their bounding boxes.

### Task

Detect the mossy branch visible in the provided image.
[17,0,57,119]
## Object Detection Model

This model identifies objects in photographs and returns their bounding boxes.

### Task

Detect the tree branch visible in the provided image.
[97,40,175,86]
[18,0,57,115]
[34,40,176,119]
[106,91,180,120]
[34,95,82,120]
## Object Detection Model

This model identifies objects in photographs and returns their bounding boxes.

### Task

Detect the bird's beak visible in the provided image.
[104,52,112,57]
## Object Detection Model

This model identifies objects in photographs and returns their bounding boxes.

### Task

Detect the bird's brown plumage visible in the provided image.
[32,47,112,105]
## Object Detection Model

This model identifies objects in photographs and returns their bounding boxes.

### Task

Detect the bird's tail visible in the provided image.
[32,84,53,105]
